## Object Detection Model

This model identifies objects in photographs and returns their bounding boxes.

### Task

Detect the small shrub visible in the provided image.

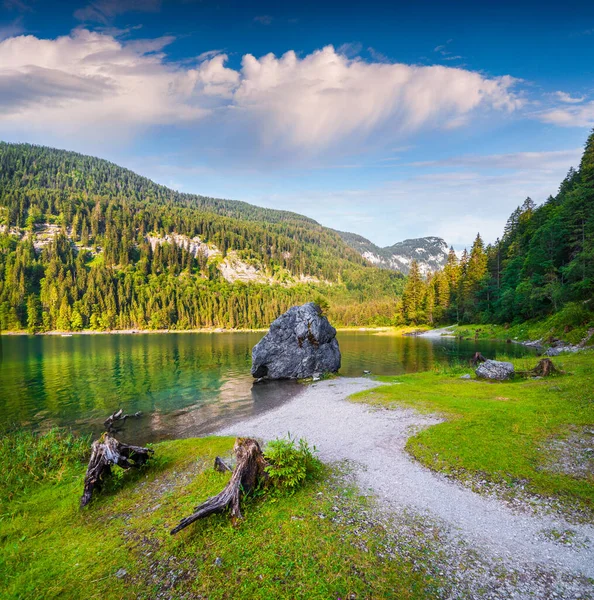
[264,435,322,493]
[313,295,330,316]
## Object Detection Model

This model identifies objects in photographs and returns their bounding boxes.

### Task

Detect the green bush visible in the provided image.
[313,295,330,316]
[264,435,321,493]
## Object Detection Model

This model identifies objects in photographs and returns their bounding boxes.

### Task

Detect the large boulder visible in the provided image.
[475,359,514,381]
[251,303,341,380]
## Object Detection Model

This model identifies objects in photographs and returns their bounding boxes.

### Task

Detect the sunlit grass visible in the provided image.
[351,351,594,511]
[0,433,435,599]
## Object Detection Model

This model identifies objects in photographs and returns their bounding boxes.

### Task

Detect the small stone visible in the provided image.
[115,568,127,578]
[460,374,471,380]
[214,557,223,567]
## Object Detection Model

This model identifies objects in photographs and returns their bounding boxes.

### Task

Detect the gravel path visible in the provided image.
[218,377,594,598]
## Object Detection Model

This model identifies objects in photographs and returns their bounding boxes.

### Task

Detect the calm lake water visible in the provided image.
[0,332,534,443]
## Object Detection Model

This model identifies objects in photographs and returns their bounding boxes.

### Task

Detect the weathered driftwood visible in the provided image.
[470,352,487,366]
[80,433,153,507]
[104,409,142,431]
[171,438,267,535]
[214,456,232,473]
[518,358,564,378]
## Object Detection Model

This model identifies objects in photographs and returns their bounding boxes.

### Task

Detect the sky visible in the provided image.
[1,0,593,250]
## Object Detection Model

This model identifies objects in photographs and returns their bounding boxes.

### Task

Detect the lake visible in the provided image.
[0,331,534,443]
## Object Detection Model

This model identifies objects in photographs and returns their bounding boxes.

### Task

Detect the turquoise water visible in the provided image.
[0,332,533,443]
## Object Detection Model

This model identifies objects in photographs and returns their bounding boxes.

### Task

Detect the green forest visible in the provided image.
[0,142,403,331]
[1,131,593,333]
[399,130,594,333]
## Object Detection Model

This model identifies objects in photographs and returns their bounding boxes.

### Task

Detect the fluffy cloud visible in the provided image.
[0,29,207,141]
[0,29,523,154]
[539,102,594,128]
[231,47,521,152]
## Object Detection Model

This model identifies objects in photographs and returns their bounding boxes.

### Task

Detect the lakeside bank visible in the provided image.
[2,350,593,599]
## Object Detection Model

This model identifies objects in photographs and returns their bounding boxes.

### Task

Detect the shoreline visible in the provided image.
[0,326,402,337]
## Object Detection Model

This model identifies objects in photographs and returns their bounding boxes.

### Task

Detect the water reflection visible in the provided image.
[0,331,534,443]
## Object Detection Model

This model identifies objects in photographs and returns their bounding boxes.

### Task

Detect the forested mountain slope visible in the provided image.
[0,143,404,331]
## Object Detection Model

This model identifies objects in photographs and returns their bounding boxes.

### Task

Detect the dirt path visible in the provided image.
[218,377,594,599]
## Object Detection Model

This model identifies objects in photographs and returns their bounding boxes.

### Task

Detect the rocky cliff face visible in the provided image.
[251,303,341,380]
[335,231,449,275]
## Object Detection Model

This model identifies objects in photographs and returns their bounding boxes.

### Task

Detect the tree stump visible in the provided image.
[470,352,487,366]
[171,438,267,535]
[516,358,564,378]
[80,433,153,507]
[528,358,564,377]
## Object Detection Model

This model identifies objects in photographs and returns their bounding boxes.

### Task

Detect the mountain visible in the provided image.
[0,142,404,331]
[336,231,449,275]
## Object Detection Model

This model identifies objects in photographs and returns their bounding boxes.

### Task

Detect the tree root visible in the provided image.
[171,438,267,535]
[80,433,153,507]
[104,409,142,431]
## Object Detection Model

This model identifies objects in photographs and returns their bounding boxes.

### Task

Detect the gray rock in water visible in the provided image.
[251,302,341,380]
[475,359,514,381]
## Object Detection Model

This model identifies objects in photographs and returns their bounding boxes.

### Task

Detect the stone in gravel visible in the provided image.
[475,359,514,381]
[251,302,341,380]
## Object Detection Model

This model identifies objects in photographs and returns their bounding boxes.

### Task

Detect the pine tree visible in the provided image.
[402,261,426,324]
[26,294,41,333]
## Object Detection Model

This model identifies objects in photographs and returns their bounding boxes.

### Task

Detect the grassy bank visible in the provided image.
[451,305,594,346]
[0,431,439,599]
[351,351,594,514]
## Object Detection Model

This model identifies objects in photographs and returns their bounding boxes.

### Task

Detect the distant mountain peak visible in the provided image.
[335,231,449,275]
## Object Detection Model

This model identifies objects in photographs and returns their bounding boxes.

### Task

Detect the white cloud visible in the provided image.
[553,91,585,104]
[228,46,521,153]
[0,30,523,155]
[539,102,594,128]
[0,29,206,141]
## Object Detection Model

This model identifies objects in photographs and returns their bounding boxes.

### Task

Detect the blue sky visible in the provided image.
[1,0,593,249]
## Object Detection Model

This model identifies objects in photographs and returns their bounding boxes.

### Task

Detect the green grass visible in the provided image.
[351,351,594,512]
[0,432,436,599]
[453,304,594,345]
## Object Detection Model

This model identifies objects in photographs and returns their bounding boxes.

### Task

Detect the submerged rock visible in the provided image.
[251,302,341,380]
[475,359,514,381]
